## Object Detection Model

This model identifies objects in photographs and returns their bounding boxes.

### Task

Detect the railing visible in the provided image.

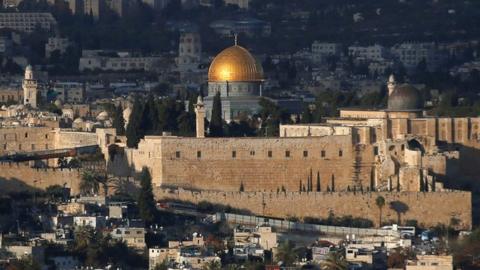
[215,213,401,237]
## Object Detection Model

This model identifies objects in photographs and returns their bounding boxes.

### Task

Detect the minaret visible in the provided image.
[387,74,396,96]
[195,95,205,138]
[22,65,38,108]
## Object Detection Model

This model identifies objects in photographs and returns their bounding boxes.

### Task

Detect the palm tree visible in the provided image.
[321,251,348,270]
[375,195,386,227]
[80,170,100,195]
[276,240,297,266]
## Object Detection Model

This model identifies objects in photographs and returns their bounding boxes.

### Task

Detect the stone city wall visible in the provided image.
[0,162,82,194]
[155,188,472,230]
[124,135,381,192]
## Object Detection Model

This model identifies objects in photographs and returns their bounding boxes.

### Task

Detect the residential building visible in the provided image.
[0,12,57,33]
[52,82,85,103]
[209,18,271,37]
[311,42,342,62]
[391,42,446,72]
[79,50,162,72]
[45,37,71,58]
[0,36,13,55]
[348,44,387,62]
[73,216,107,229]
[224,0,249,9]
[111,227,146,250]
[406,255,453,270]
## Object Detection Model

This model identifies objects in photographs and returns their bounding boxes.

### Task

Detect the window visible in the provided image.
[197,151,201,158]
[268,150,272,158]
[18,144,21,150]
[303,150,308,157]
[232,151,236,158]
[321,150,326,157]
[45,134,48,139]
[31,144,35,150]
[285,150,290,158]
[338,150,343,157]
[175,151,181,158]
[25,132,28,138]
[250,150,255,156]
[3,144,6,150]
[373,146,378,155]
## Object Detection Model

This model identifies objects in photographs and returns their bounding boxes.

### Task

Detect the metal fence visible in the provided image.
[215,213,400,237]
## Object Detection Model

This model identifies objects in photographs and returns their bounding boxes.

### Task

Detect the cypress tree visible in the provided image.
[140,95,159,135]
[316,171,321,192]
[137,167,157,224]
[126,96,143,148]
[331,174,335,192]
[112,104,125,136]
[209,92,223,137]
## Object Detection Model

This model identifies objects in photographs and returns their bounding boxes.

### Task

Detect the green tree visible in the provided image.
[137,167,157,224]
[321,251,348,270]
[126,96,143,148]
[202,260,221,270]
[209,92,223,137]
[316,172,321,192]
[300,106,313,123]
[79,170,100,195]
[153,260,169,270]
[375,195,385,227]
[7,255,41,270]
[275,240,297,266]
[140,95,159,135]
[112,104,125,136]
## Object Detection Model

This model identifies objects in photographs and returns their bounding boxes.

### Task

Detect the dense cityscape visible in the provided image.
[0,0,479,269]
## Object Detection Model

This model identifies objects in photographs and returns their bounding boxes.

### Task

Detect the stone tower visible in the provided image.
[387,74,396,96]
[195,95,205,138]
[23,65,38,108]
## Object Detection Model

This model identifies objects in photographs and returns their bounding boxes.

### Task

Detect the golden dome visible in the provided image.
[208,45,264,82]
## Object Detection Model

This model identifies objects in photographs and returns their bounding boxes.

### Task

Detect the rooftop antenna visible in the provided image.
[234,33,238,46]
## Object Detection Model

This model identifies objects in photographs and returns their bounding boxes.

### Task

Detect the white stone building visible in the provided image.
[0,12,57,33]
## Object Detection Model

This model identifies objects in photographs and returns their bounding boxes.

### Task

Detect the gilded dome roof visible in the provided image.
[208,45,264,82]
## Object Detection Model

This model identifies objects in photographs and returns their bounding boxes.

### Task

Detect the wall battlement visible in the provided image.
[0,163,82,194]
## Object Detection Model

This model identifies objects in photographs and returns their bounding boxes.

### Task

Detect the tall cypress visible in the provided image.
[140,95,159,135]
[126,96,143,148]
[209,92,223,137]
[316,171,321,192]
[112,104,125,136]
[137,167,157,224]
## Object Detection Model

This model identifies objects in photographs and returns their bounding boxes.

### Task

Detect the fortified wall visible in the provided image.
[118,135,379,191]
[0,163,82,194]
[155,188,472,230]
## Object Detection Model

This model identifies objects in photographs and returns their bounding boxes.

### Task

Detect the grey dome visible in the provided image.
[388,84,422,111]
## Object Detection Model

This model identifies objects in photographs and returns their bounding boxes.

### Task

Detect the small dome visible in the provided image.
[96,111,109,121]
[208,45,264,82]
[25,65,32,71]
[54,99,63,107]
[73,117,84,124]
[388,84,423,111]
